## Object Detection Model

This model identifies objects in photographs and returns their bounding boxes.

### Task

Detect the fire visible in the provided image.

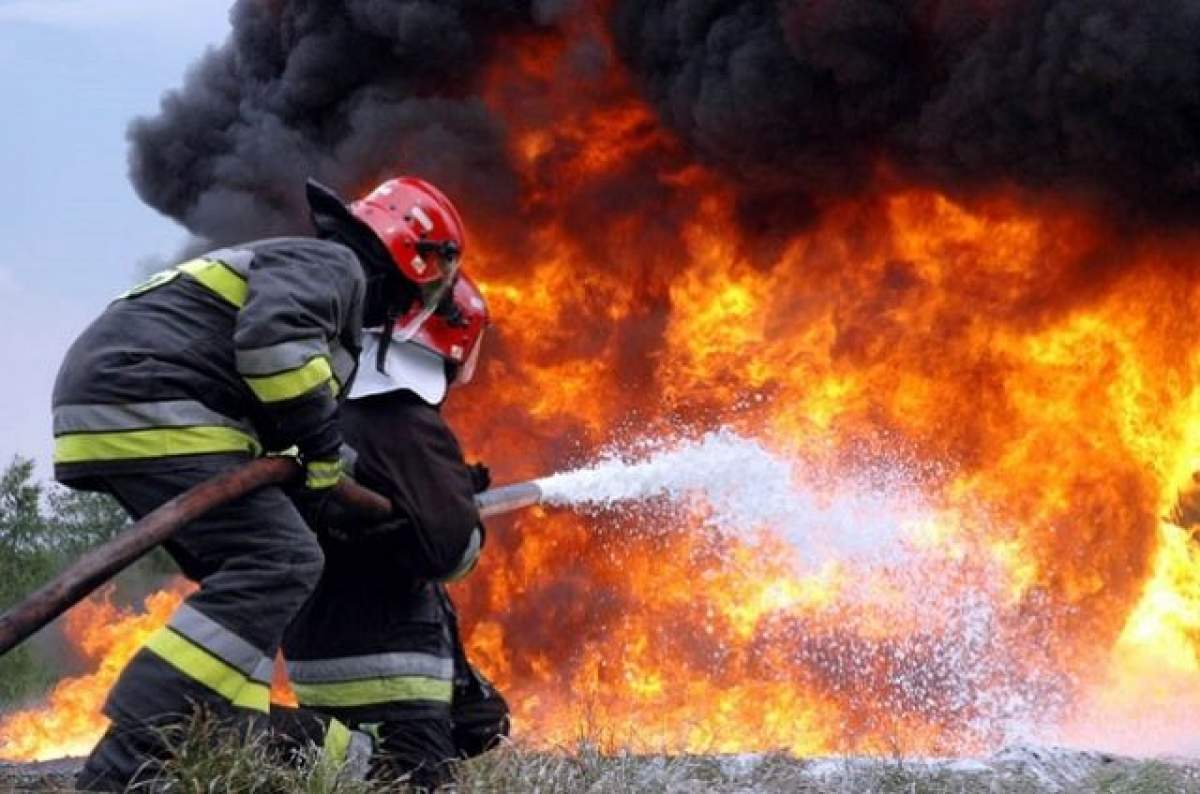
[446,13,1200,756]
[0,584,192,761]
[5,7,1200,764]
[454,175,1200,752]
[0,582,298,761]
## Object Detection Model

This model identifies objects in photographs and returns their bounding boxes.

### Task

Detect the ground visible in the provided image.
[2,745,1199,793]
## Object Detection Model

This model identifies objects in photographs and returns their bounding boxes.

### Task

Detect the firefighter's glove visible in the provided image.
[304,455,344,492]
[468,462,491,494]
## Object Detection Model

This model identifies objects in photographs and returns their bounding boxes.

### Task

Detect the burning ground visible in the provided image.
[4,0,1200,769]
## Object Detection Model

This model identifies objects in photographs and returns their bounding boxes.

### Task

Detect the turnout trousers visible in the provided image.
[281,536,508,789]
[76,456,325,791]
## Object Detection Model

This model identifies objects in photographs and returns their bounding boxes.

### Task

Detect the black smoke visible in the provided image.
[131,0,1200,245]
[129,0,576,246]
[610,0,1200,219]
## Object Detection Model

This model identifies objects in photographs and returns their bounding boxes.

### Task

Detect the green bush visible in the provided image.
[0,457,131,708]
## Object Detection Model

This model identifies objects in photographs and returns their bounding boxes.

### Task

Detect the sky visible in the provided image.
[0,0,233,474]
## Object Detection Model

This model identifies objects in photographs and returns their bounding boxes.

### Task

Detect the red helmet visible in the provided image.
[401,272,489,385]
[351,177,465,287]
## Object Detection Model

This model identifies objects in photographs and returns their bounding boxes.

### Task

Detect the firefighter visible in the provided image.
[53,177,467,791]
[280,271,509,789]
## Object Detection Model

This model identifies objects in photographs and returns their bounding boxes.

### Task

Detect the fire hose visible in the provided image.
[0,457,545,657]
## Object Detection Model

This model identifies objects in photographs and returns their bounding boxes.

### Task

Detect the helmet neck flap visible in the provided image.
[350,332,449,406]
[306,179,414,327]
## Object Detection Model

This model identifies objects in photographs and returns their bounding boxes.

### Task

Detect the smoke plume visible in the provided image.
[131,0,1200,245]
[610,0,1200,218]
[129,0,568,245]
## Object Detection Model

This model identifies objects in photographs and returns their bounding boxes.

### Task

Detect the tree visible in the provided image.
[0,457,132,706]
[0,458,53,609]
[46,483,130,557]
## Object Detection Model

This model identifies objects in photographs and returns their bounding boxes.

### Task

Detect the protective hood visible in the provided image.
[306,179,394,278]
[307,178,411,326]
[349,330,448,406]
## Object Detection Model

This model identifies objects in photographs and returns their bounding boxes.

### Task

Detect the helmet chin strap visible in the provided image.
[375,304,400,374]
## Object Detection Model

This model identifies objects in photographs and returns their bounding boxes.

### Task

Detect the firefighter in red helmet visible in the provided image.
[279,268,508,788]
[53,175,468,791]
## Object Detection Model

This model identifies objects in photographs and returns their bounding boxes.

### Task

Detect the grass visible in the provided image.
[451,745,1034,793]
[3,721,1200,793]
[1084,760,1200,794]
[451,743,1200,793]
[130,715,381,794]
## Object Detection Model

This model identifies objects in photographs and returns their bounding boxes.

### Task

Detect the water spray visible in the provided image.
[484,430,922,564]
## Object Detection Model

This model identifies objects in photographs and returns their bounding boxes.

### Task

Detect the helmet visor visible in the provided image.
[457,327,485,386]
[394,243,461,343]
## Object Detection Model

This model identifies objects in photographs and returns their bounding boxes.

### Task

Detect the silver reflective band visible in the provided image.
[205,248,253,276]
[53,400,253,435]
[330,341,358,387]
[287,652,453,684]
[338,443,359,475]
[444,527,483,581]
[169,604,273,684]
[236,338,330,376]
[252,658,276,685]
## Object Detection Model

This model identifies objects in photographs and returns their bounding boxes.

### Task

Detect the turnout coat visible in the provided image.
[52,238,364,484]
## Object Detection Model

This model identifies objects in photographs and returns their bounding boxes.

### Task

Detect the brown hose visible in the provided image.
[0,460,546,657]
[0,457,391,657]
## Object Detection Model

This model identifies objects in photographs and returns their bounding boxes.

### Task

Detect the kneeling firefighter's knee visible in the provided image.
[429,527,483,583]
[292,532,326,593]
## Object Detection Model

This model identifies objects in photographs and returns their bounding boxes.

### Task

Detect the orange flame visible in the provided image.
[0,582,299,761]
[0,583,193,761]
[447,174,1200,754]
[6,11,1200,763]
[446,16,1200,756]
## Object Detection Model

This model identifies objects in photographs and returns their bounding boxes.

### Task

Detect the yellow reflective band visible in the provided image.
[244,356,333,404]
[323,719,352,764]
[119,268,182,299]
[232,682,271,712]
[293,677,454,708]
[54,426,261,464]
[306,459,342,490]
[178,259,249,308]
[144,629,269,713]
